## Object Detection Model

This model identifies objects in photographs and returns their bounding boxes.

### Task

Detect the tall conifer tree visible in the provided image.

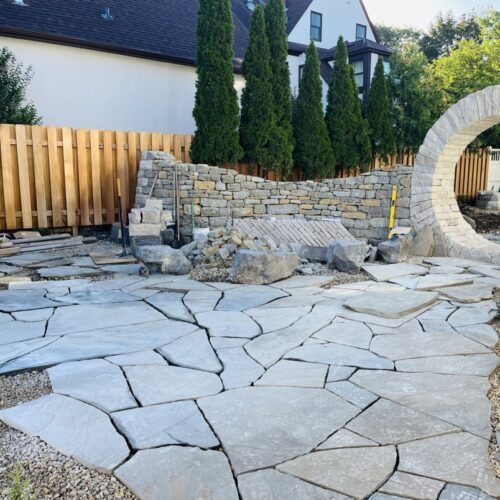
[292,43,335,179]
[365,57,396,163]
[191,0,242,165]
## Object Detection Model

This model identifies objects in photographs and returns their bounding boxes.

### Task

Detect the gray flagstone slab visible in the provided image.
[423,257,485,268]
[455,324,499,348]
[0,337,57,367]
[419,319,456,334]
[379,472,444,500]
[0,394,129,473]
[277,446,397,499]
[326,381,378,409]
[237,469,346,500]
[158,329,222,373]
[210,337,248,349]
[255,360,327,388]
[38,266,103,278]
[0,320,197,374]
[115,447,238,500]
[245,306,311,333]
[0,252,64,266]
[12,308,54,321]
[468,265,500,280]
[0,312,12,324]
[344,291,438,319]
[0,264,22,275]
[327,366,356,382]
[196,310,261,338]
[245,313,333,368]
[111,401,219,449]
[144,276,217,292]
[101,264,141,275]
[390,274,475,291]
[51,290,139,305]
[183,290,221,314]
[438,484,495,500]
[368,319,423,335]
[313,320,372,349]
[285,343,394,370]
[271,275,336,289]
[436,283,495,303]
[429,265,466,274]
[216,285,287,311]
[46,302,165,336]
[346,398,458,444]
[398,433,500,497]
[10,279,89,292]
[395,354,499,377]
[71,275,145,292]
[0,320,46,345]
[198,387,359,474]
[0,289,61,312]
[48,359,137,413]
[123,365,222,405]
[146,292,195,323]
[106,350,167,366]
[318,429,378,450]
[448,307,494,328]
[217,347,264,390]
[362,263,428,282]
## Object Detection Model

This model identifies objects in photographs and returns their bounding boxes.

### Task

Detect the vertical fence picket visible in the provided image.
[103,131,115,224]
[62,127,77,228]
[76,129,90,226]
[0,125,16,229]
[90,129,102,225]
[14,125,32,228]
[31,126,48,228]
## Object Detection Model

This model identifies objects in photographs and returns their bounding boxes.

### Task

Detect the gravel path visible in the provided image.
[0,371,136,499]
[490,289,500,478]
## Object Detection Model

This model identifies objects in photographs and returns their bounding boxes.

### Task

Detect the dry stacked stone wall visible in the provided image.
[135,152,413,243]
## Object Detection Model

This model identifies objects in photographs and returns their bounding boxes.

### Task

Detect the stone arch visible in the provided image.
[411,85,500,264]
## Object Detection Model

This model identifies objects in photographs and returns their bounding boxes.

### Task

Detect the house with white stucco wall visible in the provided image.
[0,0,390,134]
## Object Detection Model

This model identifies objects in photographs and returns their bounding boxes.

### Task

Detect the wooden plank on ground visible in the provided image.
[62,128,77,227]
[0,125,17,229]
[90,129,102,225]
[76,128,90,226]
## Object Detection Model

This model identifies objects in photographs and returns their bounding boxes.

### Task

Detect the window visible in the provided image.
[298,64,305,82]
[352,60,364,90]
[310,12,322,42]
[356,24,367,41]
[383,60,391,74]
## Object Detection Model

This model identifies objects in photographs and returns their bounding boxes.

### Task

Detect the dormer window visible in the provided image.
[356,24,367,42]
[310,12,322,42]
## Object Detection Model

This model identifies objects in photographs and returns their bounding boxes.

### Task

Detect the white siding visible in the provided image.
[0,37,246,134]
[288,0,375,49]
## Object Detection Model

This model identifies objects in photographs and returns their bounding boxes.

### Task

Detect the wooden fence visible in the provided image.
[0,124,491,231]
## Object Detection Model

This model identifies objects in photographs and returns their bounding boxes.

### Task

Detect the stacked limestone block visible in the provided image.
[129,199,173,238]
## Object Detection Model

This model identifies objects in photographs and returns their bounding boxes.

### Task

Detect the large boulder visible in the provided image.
[228,250,300,285]
[326,240,367,274]
[377,234,413,264]
[136,245,192,275]
[411,227,434,257]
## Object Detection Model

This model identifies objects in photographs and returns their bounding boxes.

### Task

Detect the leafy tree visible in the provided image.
[365,57,396,163]
[419,10,481,61]
[264,0,293,175]
[0,47,40,125]
[325,36,371,173]
[388,42,445,152]
[239,5,274,167]
[191,0,242,165]
[292,42,334,179]
[375,25,423,50]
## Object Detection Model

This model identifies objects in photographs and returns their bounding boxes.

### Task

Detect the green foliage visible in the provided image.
[239,5,275,167]
[191,0,242,165]
[375,25,423,50]
[388,42,445,152]
[325,37,371,173]
[264,0,294,175]
[0,47,40,125]
[7,464,34,500]
[292,43,334,179]
[365,57,396,163]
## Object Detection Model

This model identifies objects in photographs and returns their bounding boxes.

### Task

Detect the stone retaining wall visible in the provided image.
[135,152,413,243]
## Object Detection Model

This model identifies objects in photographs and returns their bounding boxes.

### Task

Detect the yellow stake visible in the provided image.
[388,185,398,239]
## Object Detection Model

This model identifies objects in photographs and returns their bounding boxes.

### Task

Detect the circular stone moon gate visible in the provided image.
[411,85,500,264]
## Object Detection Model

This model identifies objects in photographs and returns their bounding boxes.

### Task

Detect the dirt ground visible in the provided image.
[460,203,500,235]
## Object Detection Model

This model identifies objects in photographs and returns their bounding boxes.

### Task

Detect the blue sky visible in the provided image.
[363,0,498,29]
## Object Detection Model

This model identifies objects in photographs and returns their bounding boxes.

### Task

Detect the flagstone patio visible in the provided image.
[0,258,499,499]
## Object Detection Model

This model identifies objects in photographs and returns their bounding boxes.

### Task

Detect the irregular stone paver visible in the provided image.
[368,319,423,335]
[371,332,490,360]
[0,320,197,373]
[210,337,248,349]
[318,429,378,450]
[0,337,57,367]
[448,306,494,328]
[158,329,222,373]
[183,290,221,314]
[429,265,466,274]
[145,292,195,322]
[238,469,344,500]
[38,266,103,278]
[327,365,356,382]
[12,308,54,321]
[419,319,456,334]
[245,313,333,368]
[326,381,378,409]
[196,311,261,338]
[144,276,216,292]
[217,347,264,389]
[216,285,287,311]
[47,302,165,336]
[0,263,21,275]
[436,283,495,303]
[351,370,491,438]
[0,312,12,323]
[124,365,222,405]
[398,433,500,497]
[0,320,46,345]
[271,275,336,289]
[345,291,438,319]
[346,398,458,444]
[48,359,137,413]
[115,447,238,500]
[313,320,372,349]
[105,350,167,366]
[52,290,139,305]
[0,289,60,312]
[101,263,141,274]
[198,387,359,474]
[380,471,444,499]
[245,306,311,333]
[277,446,397,498]
[439,484,495,500]
[112,401,218,449]
[0,252,63,266]
[285,343,394,370]
[0,394,129,472]
[455,324,499,348]
[390,274,475,291]
[362,263,428,282]
[396,354,499,376]
[468,265,500,280]
[255,360,327,388]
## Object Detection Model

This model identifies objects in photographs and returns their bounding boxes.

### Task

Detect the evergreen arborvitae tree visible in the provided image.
[239,5,275,167]
[325,36,371,173]
[365,57,396,164]
[264,0,293,175]
[292,43,335,179]
[191,0,242,165]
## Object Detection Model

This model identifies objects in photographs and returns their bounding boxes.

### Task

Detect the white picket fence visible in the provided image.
[488,148,500,192]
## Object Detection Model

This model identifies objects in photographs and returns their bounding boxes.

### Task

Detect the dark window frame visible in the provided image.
[298,64,305,82]
[310,11,322,42]
[356,23,367,41]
